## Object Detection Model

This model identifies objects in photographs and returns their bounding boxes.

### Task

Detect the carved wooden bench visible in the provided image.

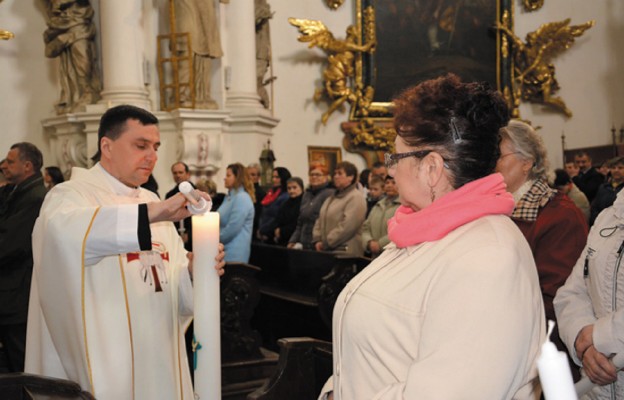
[249,244,369,349]
[247,337,332,400]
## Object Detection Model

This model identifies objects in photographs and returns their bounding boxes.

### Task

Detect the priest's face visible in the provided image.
[100,119,160,188]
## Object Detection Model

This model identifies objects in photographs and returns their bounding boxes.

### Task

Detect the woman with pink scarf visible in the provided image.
[319,74,545,400]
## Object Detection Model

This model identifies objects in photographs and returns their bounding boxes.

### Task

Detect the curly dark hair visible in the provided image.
[392,73,510,189]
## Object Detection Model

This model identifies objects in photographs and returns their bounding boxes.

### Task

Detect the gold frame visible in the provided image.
[350,0,515,124]
[307,146,343,177]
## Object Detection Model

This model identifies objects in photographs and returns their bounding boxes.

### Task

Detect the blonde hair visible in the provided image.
[227,163,256,203]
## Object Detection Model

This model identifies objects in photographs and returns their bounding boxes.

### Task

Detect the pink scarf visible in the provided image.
[387,173,515,248]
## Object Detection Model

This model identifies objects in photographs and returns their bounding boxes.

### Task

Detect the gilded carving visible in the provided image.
[497,18,594,117]
[0,30,13,40]
[288,10,376,125]
[349,119,396,151]
[522,0,544,12]
[324,0,346,10]
[0,0,13,40]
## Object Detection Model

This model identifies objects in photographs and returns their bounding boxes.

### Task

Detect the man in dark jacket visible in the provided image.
[571,151,605,202]
[0,142,47,372]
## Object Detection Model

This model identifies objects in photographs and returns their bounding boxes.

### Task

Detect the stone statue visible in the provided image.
[43,0,101,115]
[255,0,273,109]
[176,0,226,109]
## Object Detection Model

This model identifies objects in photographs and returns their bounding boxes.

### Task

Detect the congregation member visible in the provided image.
[496,119,588,380]
[257,166,291,242]
[358,168,370,196]
[570,151,605,202]
[218,162,255,263]
[288,165,334,249]
[25,105,225,400]
[597,159,610,178]
[247,163,266,238]
[590,156,624,225]
[553,168,590,222]
[313,161,366,256]
[361,175,401,258]
[166,161,193,250]
[0,143,47,372]
[365,174,385,217]
[43,166,64,189]
[272,177,304,246]
[370,161,387,179]
[554,188,624,399]
[565,161,580,180]
[320,74,544,400]
[195,176,225,211]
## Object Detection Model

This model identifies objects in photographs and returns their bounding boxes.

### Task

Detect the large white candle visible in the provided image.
[192,212,221,399]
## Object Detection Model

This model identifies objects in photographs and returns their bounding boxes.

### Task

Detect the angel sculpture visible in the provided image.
[289,17,376,124]
[497,18,594,117]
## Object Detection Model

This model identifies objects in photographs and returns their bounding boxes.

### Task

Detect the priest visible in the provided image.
[25,104,225,400]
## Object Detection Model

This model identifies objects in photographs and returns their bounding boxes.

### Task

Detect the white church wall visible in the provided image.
[0,1,58,160]
[513,0,624,168]
[0,0,623,195]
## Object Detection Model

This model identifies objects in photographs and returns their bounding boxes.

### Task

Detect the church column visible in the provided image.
[224,0,263,109]
[98,1,151,109]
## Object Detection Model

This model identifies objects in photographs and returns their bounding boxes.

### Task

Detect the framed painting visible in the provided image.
[307,146,343,177]
[352,0,515,120]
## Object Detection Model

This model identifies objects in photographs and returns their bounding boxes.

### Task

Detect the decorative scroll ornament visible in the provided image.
[324,0,346,10]
[0,29,13,40]
[497,18,594,117]
[0,0,13,40]
[288,13,376,125]
[349,119,395,151]
[523,0,544,12]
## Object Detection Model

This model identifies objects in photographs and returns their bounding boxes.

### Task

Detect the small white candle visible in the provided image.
[537,321,577,400]
[192,212,221,399]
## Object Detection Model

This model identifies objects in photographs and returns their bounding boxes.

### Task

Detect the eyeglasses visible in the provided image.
[309,172,324,177]
[384,150,450,169]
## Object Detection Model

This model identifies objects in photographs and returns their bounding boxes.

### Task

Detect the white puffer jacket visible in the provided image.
[555,190,624,400]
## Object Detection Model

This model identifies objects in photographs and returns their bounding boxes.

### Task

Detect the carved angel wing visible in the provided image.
[288,17,335,50]
[526,19,594,62]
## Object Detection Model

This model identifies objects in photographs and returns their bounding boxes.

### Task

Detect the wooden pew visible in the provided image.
[249,244,369,350]
[220,262,280,399]
[247,337,332,400]
[0,373,95,399]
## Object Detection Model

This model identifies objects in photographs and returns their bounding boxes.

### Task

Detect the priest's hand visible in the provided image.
[147,193,191,223]
[147,191,211,223]
[186,243,226,279]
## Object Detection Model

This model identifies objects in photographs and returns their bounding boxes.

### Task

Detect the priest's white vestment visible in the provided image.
[25,164,195,400]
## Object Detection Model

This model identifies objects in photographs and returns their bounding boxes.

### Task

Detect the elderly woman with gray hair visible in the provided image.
[496,119,588,380]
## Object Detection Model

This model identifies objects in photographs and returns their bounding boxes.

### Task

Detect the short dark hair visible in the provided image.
[371,161,385,169]
[45,166,65,185]
[392,73,509,189]
[607,156,624,168]
[574,151,591,160]
[287,177,304,191]
[11,142,43,171]
[172,161,189,173]
[553,169,571,187]
[91,105,159,162]
[335,161,358,185]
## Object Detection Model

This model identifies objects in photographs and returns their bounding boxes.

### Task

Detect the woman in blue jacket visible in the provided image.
[217,163,255,263]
